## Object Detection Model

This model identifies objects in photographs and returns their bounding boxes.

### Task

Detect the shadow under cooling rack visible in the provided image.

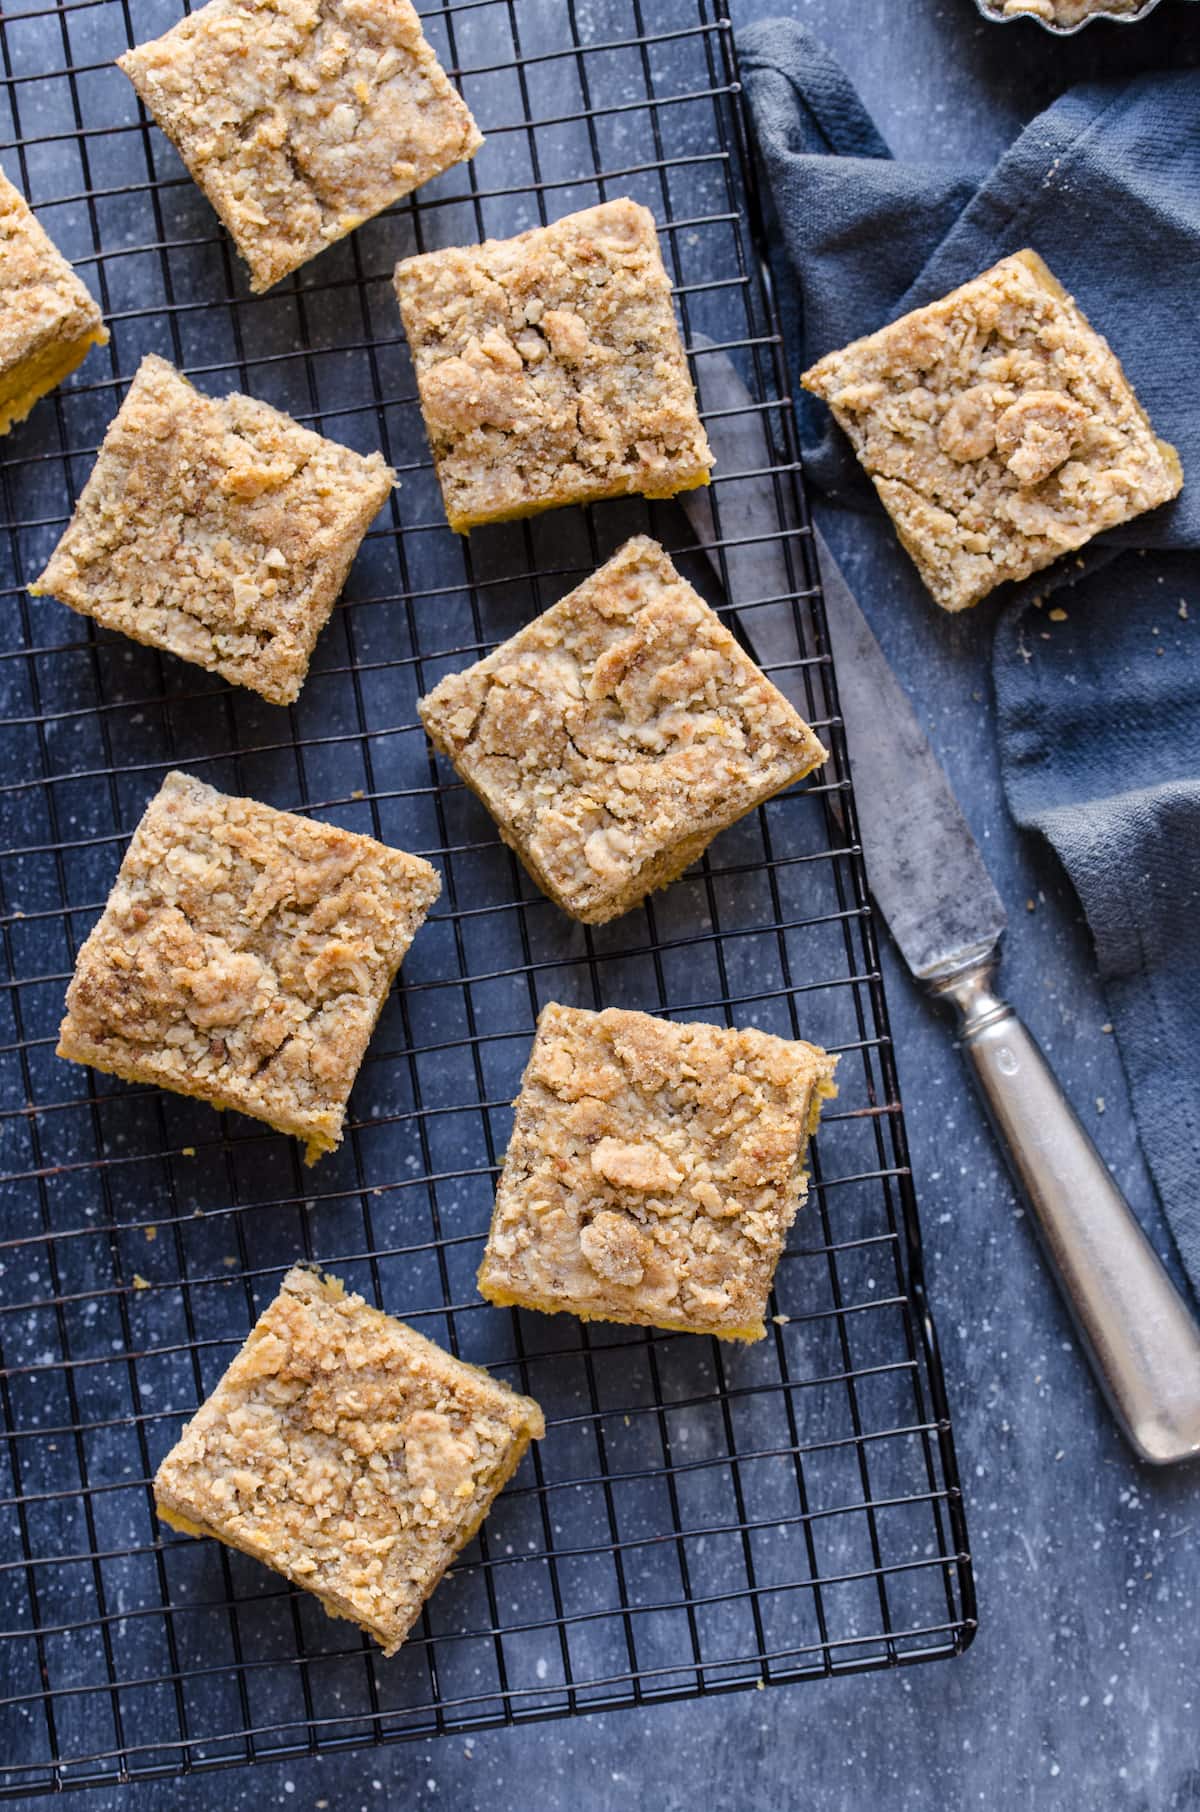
[0,0,975,1792]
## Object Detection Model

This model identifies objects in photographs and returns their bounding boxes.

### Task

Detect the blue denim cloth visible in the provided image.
[740,18,1200,1295]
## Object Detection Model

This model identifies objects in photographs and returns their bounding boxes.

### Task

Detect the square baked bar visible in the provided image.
[119,0,481,294]
[155,1267,544,1655]
[58,770,440,1160]
[394,199,713,530]
[0,166,108,436]
[478,1004,838,1342]
[419,536,826,923]
[31,355,393,705]
[802,250,1182,612]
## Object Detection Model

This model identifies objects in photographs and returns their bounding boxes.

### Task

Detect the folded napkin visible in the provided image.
[739,19,1200,1298]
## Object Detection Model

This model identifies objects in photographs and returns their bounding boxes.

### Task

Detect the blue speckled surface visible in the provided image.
[8,1,1200,1806]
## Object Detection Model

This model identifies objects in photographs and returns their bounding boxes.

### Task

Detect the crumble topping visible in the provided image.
[57,770,440,1160]
[802,250,1181,611]
[31,355,394,706]
[155,1267,544,1654]
[394,199,713,530]
[119,0,482,293]
[477,1003,838,1341]
[418,536,827,923]
[986,0,1148,19]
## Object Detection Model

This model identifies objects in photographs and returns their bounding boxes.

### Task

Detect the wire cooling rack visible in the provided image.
[0,0,976,1793]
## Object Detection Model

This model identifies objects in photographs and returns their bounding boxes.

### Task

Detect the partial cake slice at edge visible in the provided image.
[0,166,108,435]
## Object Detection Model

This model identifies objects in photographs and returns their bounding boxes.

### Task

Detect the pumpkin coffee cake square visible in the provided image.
[803,250,1181,611]
[57,770,440,1161]
[155,1267,544,1655]
[418,536,827,924]
[477,1004,837,1342]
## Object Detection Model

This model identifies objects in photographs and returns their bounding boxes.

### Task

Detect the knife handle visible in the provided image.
[928,952,1200,1466]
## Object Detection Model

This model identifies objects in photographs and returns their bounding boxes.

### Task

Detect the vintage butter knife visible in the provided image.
[684,341,1200,1464]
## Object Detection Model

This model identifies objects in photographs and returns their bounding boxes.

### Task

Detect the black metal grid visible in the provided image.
[0,0,975,1792]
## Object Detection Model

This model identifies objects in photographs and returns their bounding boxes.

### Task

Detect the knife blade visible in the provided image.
[682,339,1200,1465]
[813,543,1005,981]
